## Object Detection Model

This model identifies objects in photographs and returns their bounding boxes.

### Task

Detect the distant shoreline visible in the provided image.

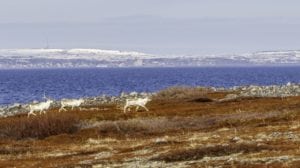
[1,49,300,68]
[1,83,300,117]
[1,65,300,70]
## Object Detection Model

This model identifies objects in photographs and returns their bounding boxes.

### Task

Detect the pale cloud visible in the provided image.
[1,0,300,23]
[0,0,299,54]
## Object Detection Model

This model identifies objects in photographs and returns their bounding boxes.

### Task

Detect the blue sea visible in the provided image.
[0,67,300,105]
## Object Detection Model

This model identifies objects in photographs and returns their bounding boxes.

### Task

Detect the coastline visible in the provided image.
[1,83,300,117]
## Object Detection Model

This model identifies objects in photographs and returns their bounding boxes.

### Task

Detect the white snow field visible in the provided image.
[0,49,300,68]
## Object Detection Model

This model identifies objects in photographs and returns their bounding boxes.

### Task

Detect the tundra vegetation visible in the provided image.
[0,86,300,167]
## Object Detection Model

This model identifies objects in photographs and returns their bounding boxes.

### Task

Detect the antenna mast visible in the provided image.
[45,37,49,49]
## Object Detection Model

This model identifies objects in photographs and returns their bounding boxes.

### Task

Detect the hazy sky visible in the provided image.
[1,0,300,55]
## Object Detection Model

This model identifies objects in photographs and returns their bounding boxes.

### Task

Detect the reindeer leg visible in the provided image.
[27,111,31,117]
[60,107,67,112]
[28,111,36,117]
[135,106,140,111]
[123,105,128,113]
[141,105,149,111]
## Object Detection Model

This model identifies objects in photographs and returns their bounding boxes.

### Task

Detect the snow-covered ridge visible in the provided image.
[0,48,154,60]
[1,49,300,68]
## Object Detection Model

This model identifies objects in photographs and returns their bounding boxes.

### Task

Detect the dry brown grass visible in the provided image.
[151,143,285,162]
[0,88,300,167]
[0,112,80,140]
[77,110,296,139]
[153,86,213,100]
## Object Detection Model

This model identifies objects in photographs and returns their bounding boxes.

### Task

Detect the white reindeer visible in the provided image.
[27,99,53,117]
[123,97,151,113]
[59,98,84,112]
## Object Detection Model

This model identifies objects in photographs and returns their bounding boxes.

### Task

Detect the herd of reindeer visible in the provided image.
[27,94,151,117]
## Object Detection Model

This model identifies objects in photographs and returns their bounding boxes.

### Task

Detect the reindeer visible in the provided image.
[123,97,151,113]
[27,93,54,117]
[27,99,53,117]
[59,98,84,112]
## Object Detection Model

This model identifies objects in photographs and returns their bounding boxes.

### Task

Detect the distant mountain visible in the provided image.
[0,49,300,69]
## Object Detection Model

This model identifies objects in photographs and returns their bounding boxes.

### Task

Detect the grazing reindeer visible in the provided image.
[123,97,151,113]
[59,98,84,112]
[28,98,53,117]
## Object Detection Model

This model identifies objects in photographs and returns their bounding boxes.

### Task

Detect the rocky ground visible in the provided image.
[0,85,300,167]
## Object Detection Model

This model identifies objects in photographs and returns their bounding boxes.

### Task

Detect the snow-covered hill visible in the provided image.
[0,49,300,69]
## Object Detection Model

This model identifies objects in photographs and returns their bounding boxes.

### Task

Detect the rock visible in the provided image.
[238,83,300,98]
[224,94,238,100]
[230,136,241,143]
[154,137,169,144]
[212,135,221,139]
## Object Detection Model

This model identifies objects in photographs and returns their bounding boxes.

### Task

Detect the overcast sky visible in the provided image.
[1,0,300,55]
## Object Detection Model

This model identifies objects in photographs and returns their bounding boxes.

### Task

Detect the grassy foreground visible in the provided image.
[0,87,300,167]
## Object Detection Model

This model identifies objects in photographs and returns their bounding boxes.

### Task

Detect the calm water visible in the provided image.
[0,67,300,105]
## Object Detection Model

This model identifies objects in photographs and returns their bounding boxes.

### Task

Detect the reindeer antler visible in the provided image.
[43,91,51,100]
[43,91,47,100]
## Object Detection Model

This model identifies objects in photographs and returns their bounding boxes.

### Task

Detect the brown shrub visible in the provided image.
[151,143,281,162]
[0,146,30,155]
[81,110,288,137]
[86,116,222,136]
[154,86,212,100]
[0,112,80,140]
